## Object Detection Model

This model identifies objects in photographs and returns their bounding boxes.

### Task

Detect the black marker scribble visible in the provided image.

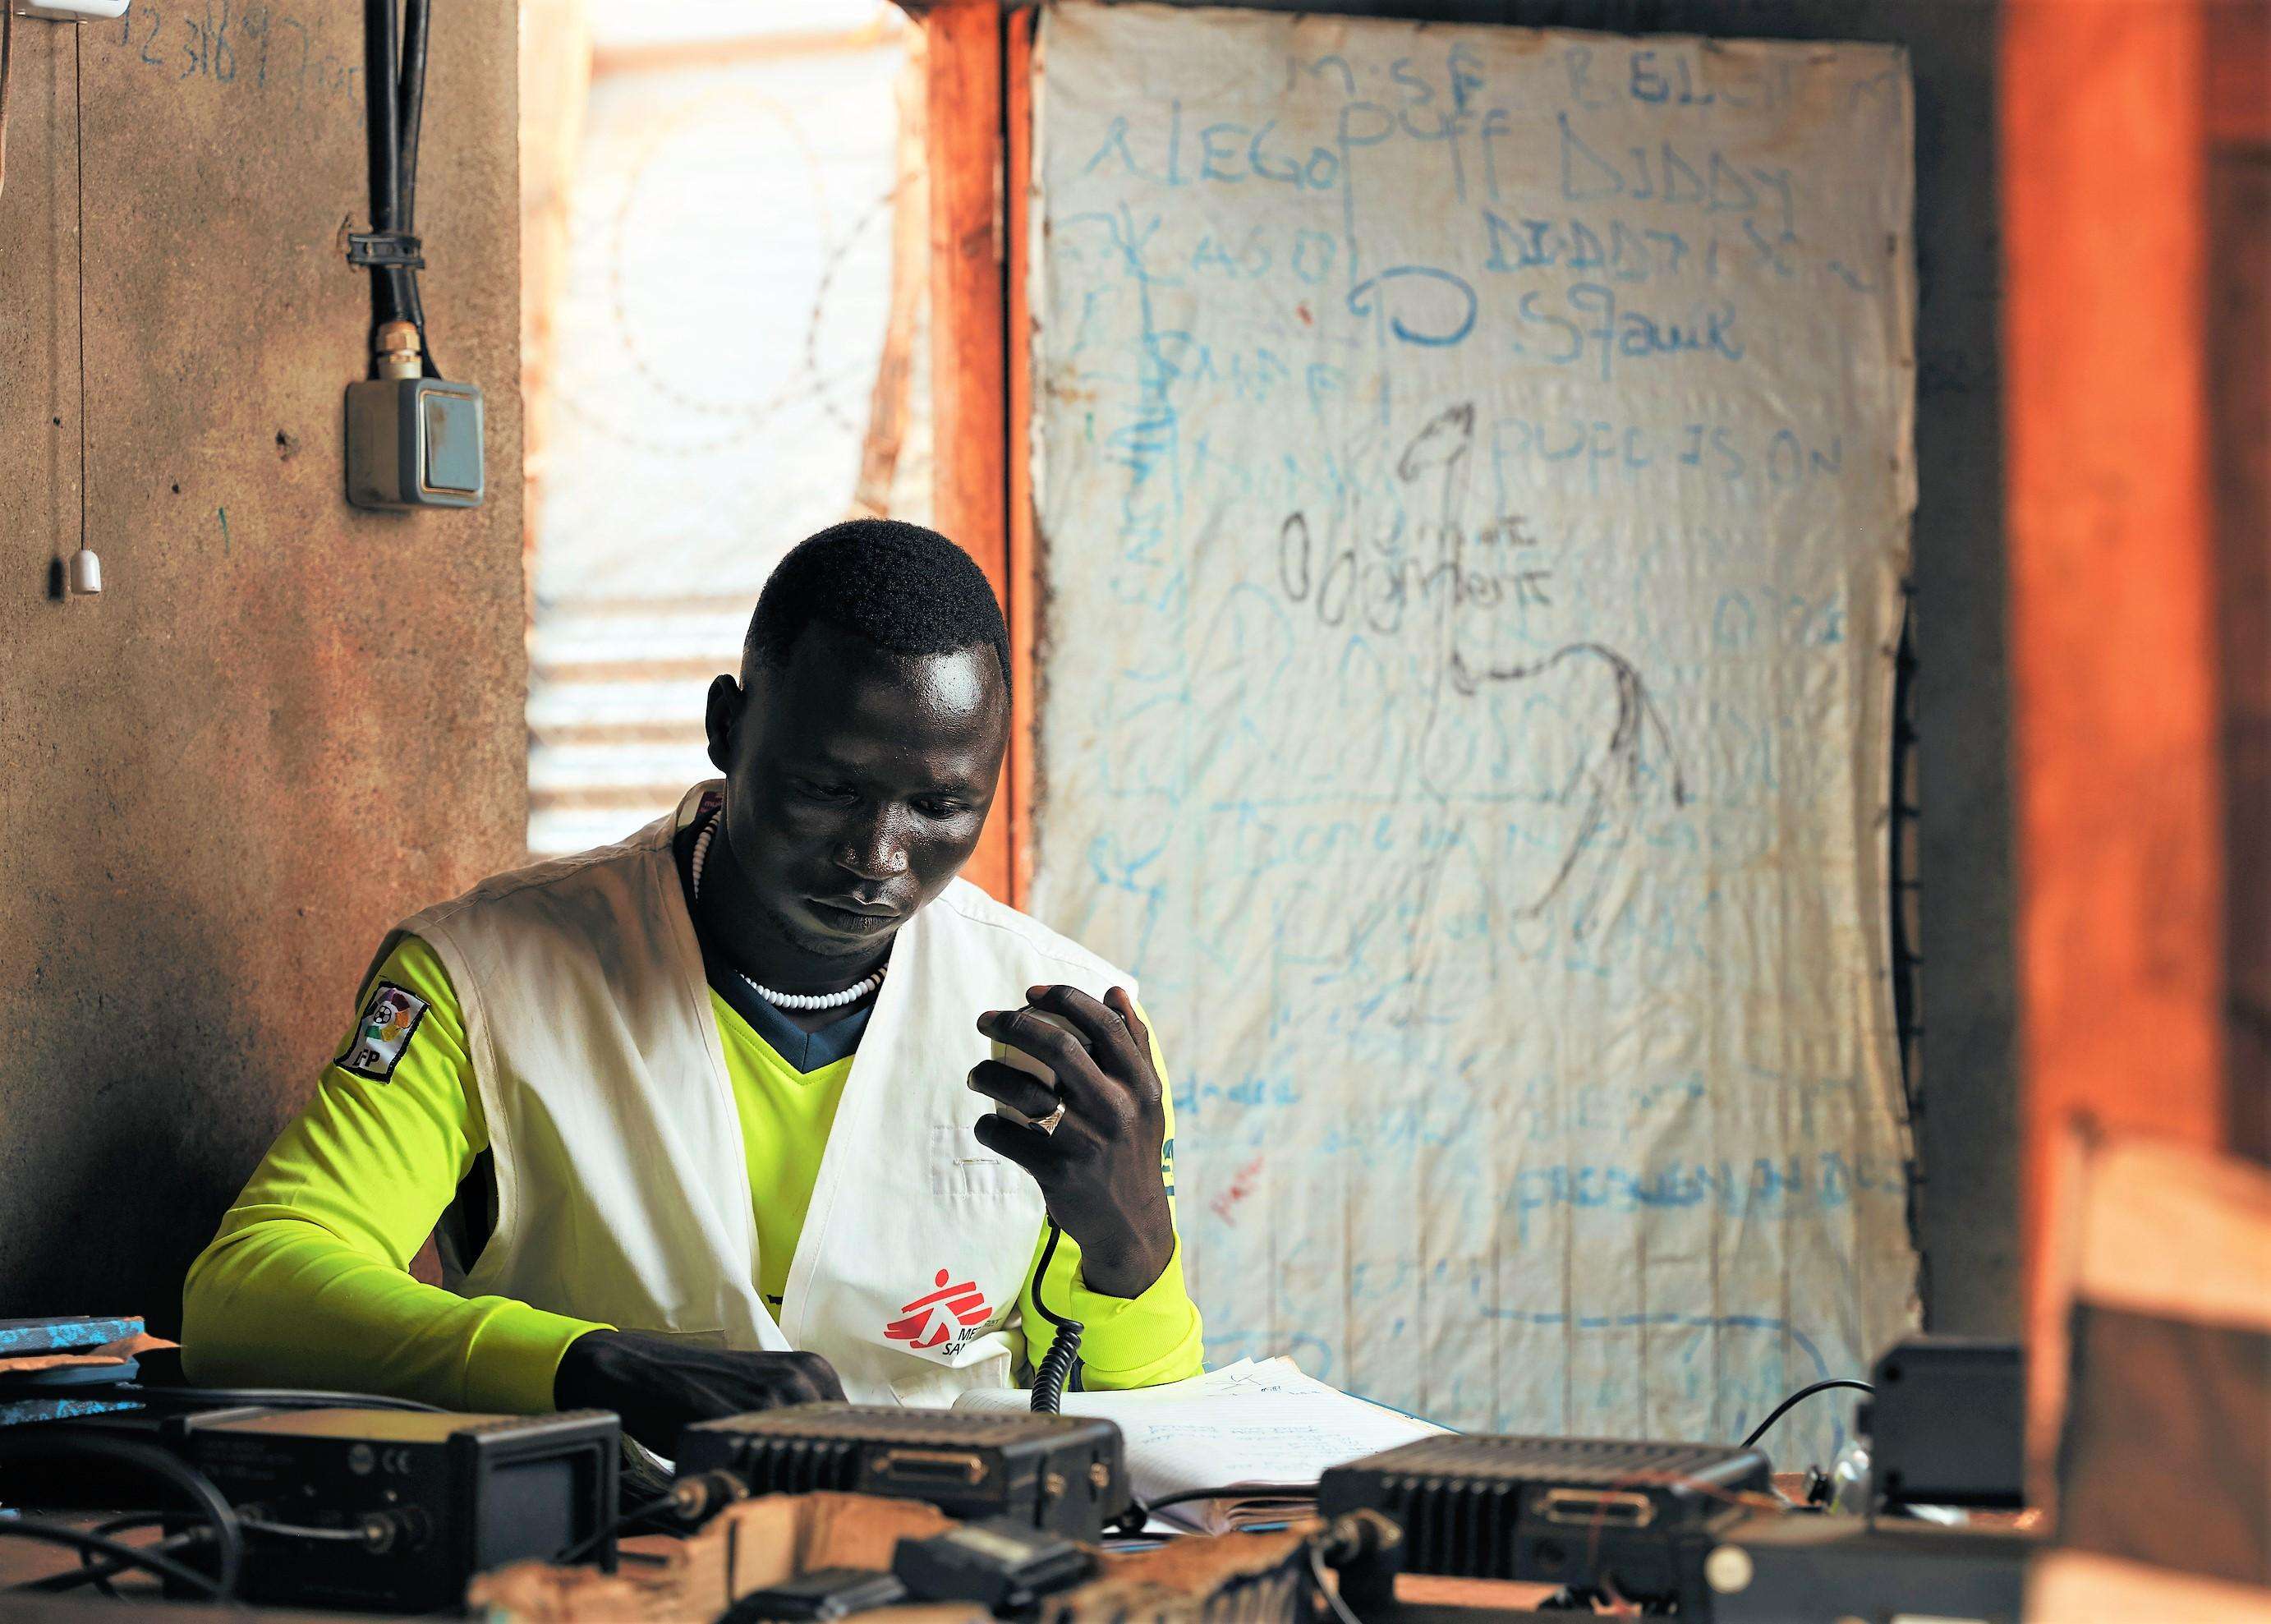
[1268,398,1689,931]
[1406,402,1688,927]
[1448,642,1689,924]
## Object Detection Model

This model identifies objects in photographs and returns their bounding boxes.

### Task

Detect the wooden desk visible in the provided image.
[5,1505,2259,1621]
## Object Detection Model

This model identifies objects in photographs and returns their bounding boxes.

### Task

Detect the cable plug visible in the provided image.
[662,1470,748,1527]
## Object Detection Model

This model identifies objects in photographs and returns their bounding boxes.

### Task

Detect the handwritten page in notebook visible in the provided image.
[953,1359,1444,1531]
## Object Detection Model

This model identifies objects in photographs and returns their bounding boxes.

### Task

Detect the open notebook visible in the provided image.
[953,1357,1445,1533]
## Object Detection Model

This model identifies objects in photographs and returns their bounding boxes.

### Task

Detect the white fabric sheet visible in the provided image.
[1027,2,1919,1465]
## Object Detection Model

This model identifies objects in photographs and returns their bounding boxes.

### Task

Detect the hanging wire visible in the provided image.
[360,0,407,334]
[395,0,439,376]
[0,1432,243,1598]
[1740,1378,1876,1451]
[76,20,87,563]
[0,2,15,202]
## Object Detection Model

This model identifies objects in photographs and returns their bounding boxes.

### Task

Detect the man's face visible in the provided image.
[705,623,1007,961]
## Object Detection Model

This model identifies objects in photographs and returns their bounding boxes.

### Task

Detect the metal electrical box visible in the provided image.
[346,376,485,510]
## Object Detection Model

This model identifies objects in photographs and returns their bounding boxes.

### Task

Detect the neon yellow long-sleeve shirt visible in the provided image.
[182,936,1202,1412]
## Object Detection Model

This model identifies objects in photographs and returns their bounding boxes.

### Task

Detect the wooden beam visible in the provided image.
[1005,7,1035,909]
[2209,0,2271,1167]
[2207,0,2271,149]
[2002,0,2225,1300]
[924,0,1011,902]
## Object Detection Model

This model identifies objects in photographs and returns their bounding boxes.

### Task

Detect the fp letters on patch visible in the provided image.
[338,982,429,1082]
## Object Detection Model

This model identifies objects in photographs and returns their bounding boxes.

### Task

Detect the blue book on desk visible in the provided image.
[0,1316,143,1358]
[0,1394,143,1428]
[0,1317,146,1424]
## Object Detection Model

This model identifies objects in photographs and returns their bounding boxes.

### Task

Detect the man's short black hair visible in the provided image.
[744,518,1009,688]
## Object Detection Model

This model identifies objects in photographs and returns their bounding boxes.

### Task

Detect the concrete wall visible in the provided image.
[0,3,524,1335]
[1149,0,2018,1332]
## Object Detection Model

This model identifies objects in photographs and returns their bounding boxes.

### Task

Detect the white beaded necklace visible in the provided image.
[690,814,888,1012]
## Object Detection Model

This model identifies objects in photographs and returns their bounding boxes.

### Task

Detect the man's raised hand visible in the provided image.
[968,985,1175,1300]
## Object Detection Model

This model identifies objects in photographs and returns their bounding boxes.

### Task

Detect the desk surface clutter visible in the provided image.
[0,1328,2260,1622]
[953,1357,1443,1531]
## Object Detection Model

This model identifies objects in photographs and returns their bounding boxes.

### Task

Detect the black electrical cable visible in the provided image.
[89,1514,170,1536]
[394,0,440,377]
[1308,1539,1363,1624]
[0,3,14,205]
[1740,1378,1875,1451]
[0,1432,242,1598]
[395,0,428,232]
[239,1516,379,1544]
[117,1382,444,1414]
[1027,1221,1083,1413]
[552,1470,745,1568]
[0,1524,226,1601]
[360,0,409,331]
[1137,1483,1313,1519]
[81,1514,178,1598]
[553,1489,680,1567]
[16,1519,207,1598]
[1106,1482,1316,1539]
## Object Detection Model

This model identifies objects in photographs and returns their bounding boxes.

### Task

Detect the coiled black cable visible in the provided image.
[0,1521,225,1600]
[1027,1221,1084,1414]
[27,1516,209,1599]
[0,1432,242,1599]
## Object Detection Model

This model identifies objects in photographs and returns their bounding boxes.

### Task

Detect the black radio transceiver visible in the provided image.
[891,1516,1095,1611]
[1703,1514,2032,1622]
[1864,1337,2026,1510]
[676,1403,1128,1541]
[1319,1434,1772,1611]
[171,1406,619,1612]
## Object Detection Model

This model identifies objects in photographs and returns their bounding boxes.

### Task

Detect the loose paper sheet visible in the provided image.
[1028,2,1918,1464]
[956,1359,1442,1530]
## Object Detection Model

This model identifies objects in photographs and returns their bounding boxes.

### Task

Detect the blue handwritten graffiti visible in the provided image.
[1347,266,1478,347]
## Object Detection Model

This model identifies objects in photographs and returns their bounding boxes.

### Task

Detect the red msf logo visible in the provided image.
[885,1269,991,1351]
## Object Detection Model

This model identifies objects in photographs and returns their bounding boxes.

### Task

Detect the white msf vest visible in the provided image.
[400,782,1133,1406]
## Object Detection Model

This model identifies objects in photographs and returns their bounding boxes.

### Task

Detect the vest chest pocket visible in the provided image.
[929,1125,1027,1198]
[889,1346,1014,1405]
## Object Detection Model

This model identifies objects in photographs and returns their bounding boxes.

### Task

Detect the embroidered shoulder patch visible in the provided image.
[336,981,429,1083]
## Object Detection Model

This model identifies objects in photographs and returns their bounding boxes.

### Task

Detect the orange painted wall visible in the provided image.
[0,4,526,1330]
[2002,0,2227,1293]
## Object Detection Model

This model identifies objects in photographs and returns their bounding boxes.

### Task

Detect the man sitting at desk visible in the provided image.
[183,521,1201,1451]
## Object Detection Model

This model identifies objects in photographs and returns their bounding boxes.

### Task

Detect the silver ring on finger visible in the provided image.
[1035,1101,1068,1135]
